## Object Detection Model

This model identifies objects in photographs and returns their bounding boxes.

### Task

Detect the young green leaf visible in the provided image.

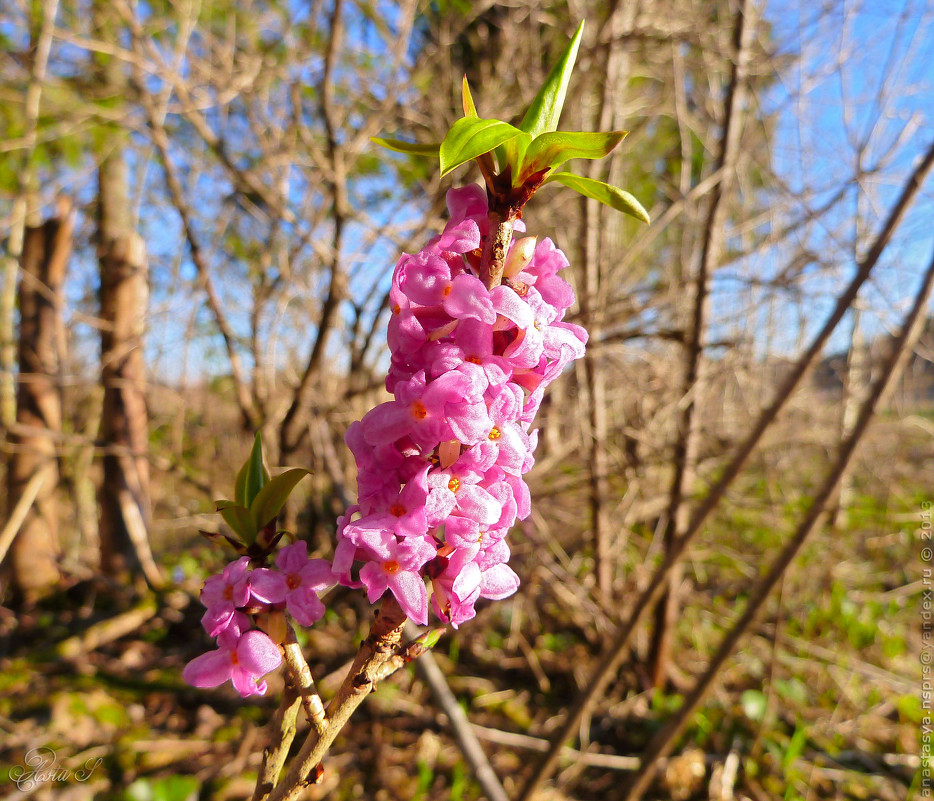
[371,137,441,157]
[520,130,627,179]
[518,21,585,138]
[237,432,269,508]
[249,468,311,529]
[439,117,527,177]
[546,172,650,223]
[215,500,257,544]
[495,132,533,179]
[462,76,478,118]
[234,459,248,508]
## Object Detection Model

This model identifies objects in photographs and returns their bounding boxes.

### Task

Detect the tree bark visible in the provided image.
[97,150,153,581]
[5,202,73,602]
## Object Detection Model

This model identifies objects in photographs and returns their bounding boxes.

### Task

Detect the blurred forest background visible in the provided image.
[1,0,932,799]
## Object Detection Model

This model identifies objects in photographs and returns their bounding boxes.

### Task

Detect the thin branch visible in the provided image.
[281,624,327,736]
[251,686,301,801]
[0,466,48,565]
[650,0,756,689]
[279,0,348,457]
[403,621,510,801]
[265,596,409,801]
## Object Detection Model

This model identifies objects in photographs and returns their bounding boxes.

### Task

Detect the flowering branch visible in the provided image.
[182,18,649,801]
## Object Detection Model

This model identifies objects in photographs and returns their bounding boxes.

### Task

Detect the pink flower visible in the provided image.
[200,556,252,637]
[249,541,335,627]
[354,530,437,624]
[183,626,282,697]
[335,182,589,627]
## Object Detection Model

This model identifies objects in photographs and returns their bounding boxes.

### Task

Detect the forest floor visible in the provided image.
[0,424,925,801]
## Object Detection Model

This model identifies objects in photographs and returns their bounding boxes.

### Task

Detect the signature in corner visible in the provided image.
[9,746,103,791]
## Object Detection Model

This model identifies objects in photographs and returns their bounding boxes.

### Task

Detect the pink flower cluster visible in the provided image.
[183,543,334,696]
[333,185,587,627]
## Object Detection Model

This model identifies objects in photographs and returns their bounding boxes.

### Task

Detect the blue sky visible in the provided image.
[5,0,933,382]
[710,0,934,356]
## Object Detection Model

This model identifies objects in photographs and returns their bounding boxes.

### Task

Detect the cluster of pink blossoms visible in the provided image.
[183,543,334,696]
[333,185,587,627]
[185,185,587,696]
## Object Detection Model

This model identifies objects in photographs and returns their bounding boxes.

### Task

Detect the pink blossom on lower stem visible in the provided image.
[249,541,335,627]
[200,556,252,637]
[183,626,282,697]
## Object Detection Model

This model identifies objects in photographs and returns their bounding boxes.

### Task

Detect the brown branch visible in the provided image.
[281,624,327,736]
[403,622,509,801]
[478,211,515,290]
[251,685,301,801]
[265,596,409,801]
[1,0,60,428]
[620,239,934,801]
[515,134,934,801]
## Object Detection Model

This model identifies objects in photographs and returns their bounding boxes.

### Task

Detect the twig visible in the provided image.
[469,723,642,771]
[403,621,510,801]
[128,47,259,431]
[251,685,301,801]
[281,624,327,736]
[55,598,159,661]
[117,485,164,590]
[649,0,755,687]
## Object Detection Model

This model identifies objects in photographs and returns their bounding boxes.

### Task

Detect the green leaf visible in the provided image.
[215,500,257,543]
[462,75,478,118]
[371,137,441,157]
[546,172,650,223]
[235,432,269,508]
[417,628,445,650]
[439,117,527,178]
[521,131,627,178]
[249,468,311,529]
[519,21,585,138]
[496,133,532,178]
[126,775,201,801]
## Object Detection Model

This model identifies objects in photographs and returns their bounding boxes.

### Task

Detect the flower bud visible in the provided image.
[503,237,537,279]
[256,610,287,645]
[438,439,461,469]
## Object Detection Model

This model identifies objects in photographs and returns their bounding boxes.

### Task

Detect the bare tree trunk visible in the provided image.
[577,1,639,597]
[5,202,73,602]
[648,0,755,689]
[97,148,154,582]
[1,0,59,429]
